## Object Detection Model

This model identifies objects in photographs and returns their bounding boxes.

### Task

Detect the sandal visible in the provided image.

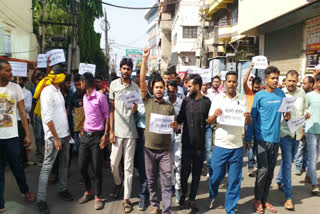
[253,200,264,214]
[264,202,277,213]
[123,200,133,213]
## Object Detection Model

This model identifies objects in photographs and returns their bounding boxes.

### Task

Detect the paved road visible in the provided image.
[3,142,320,214]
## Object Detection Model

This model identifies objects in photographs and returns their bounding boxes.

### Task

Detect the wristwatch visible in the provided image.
[104,132,109,137]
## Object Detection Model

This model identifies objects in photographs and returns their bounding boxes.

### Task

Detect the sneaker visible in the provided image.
[138,200,146,211]
[78,193,93,204]
[111,184,122,199]
[175,189,181,203]
[94,199,104,210]
[24,192,35,203]
[248,168,255,177]
[311,185,320,194]
[37,201,49,214]
[150,207,159,214]
[58,190,73,201]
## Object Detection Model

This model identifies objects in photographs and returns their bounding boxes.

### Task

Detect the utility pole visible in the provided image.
[197,0,207,69]
[41,0,46,52]
[104,8,110,80]
[71,0,80,73]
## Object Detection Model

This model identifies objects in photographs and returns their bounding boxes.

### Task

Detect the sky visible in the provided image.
[94,0,156,69]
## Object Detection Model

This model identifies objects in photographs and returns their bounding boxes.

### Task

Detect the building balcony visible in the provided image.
[203,0,234,18]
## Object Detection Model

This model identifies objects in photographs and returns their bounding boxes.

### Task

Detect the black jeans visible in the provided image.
[181,148,205,200]
[254,140,280,202]
[79,131,104,197]
[18,121,28,164]
[0,137,29,209]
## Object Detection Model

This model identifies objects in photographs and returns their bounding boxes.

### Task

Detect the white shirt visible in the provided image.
[17,87,32,120]
[177,86,185,100]
[164,97,183,116]
[0,82,24,139]
[40,84,69,140]
[209,92,249,149]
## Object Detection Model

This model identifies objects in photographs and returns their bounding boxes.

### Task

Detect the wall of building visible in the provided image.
[238,0,312,34]
[0,0,38,61]
[171,0,200,71]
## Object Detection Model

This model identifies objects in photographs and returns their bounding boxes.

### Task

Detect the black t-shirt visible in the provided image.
[177,95,211,150]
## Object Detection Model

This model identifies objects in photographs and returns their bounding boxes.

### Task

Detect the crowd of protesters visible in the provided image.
[0,47,320,214]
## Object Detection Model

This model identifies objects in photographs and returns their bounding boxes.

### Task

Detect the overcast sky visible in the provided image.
[94,0,156,69]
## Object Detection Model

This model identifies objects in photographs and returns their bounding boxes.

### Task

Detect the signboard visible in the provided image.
[79,63,96,76]
[9,61,27,77]
[126,49,143,69]
[37,54,48,68]
[217,105,246,127]
[121,91,143,108]
[306,16,320,69]
[278,97,297,113]
[187,68,212,83]
[46,49,66,66]
[252,56,268,70]
[149,113,174,134]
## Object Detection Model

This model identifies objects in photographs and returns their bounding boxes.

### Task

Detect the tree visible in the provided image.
[32,0,108,77]
[79,0,108,79]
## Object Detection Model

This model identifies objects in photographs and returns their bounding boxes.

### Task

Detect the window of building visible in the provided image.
[183,26,198,39]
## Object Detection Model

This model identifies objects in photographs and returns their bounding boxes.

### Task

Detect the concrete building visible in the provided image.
[203,0,257,61]
[158,0,175,73]
[0,0,38,62]
[238,0,320,76]
[144,1,159,72]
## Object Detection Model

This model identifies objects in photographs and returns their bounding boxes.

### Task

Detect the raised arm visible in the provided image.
[140,48,150,100]
[243,63,254,93]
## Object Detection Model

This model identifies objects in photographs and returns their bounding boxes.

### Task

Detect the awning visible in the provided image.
[230,35,246,43]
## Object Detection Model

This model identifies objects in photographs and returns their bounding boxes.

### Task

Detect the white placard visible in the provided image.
[37,54,48,68]
[288,116,305,134]
[9,61,27,77]
[252,56,268,70]
[121,91,143,108]
[278,97,297,113]
[217,105,246,127]
[220,71,227,81]
[46,49,66,66]
[79,63,96,76]
[201,69,212,83]
[149,113,174,134]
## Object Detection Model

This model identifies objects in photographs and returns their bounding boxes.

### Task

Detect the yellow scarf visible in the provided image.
[33,71,66,118]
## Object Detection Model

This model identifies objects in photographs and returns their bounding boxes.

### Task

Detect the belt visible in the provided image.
[84,130,104,136]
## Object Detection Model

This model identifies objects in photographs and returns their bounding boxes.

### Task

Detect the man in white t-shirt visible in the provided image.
[0,60,35,212]
[207,71,251,214]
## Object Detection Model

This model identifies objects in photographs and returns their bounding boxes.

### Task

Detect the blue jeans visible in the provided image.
[205,124,213,175]
[306,133,320,185]
[136,128,148,202]
[0,138,30,209]
[247,147,255,169]
[209,146,243,214]
[276,136,299,199]
[295,140,308,172]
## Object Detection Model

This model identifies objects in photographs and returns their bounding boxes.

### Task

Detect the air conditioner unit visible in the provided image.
[182,56,189,63]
